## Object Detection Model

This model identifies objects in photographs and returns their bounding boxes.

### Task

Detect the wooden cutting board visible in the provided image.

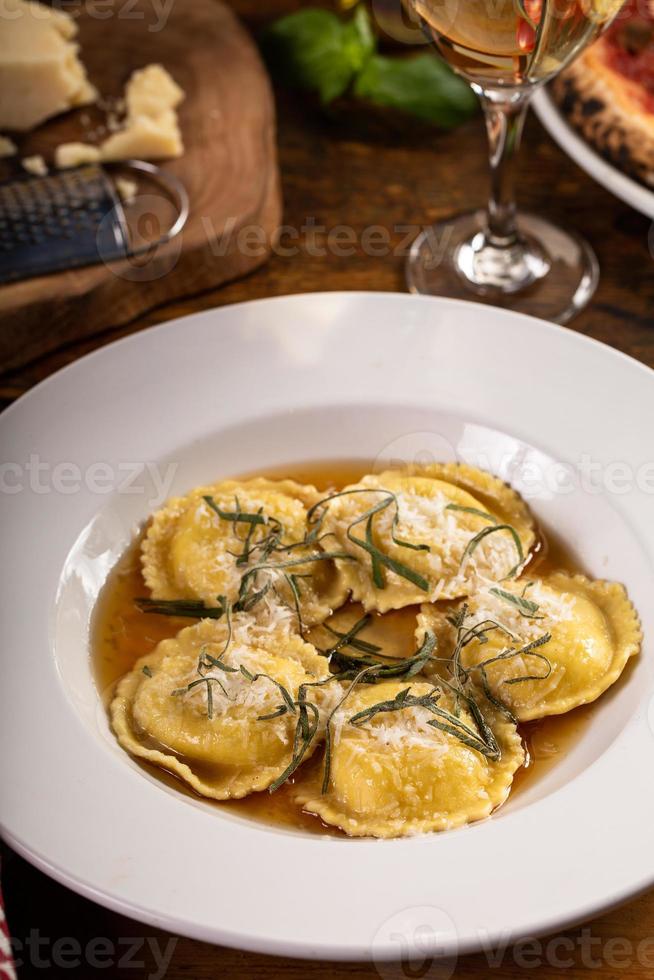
[0,0,282,371]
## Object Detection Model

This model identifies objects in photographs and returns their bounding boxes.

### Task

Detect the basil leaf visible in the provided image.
[262,8,375,105]
[353,53,478,127]
[343,5,376,73]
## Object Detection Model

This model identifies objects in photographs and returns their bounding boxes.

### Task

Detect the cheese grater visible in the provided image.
[0,160,189,285]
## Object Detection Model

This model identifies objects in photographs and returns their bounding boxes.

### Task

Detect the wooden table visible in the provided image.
[2,1,653,976]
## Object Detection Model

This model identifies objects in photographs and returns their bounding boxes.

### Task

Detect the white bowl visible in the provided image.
[1,292,653,961]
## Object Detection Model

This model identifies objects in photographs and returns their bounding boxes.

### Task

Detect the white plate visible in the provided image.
[534,88,654,220]
[1,292,654,962]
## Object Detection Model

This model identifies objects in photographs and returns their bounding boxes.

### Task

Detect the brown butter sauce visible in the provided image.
[92,460,599,835]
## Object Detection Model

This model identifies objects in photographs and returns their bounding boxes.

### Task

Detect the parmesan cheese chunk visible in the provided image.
[100,65,184,160]
[99,110,183,161]
[54,64,185,167]
[0,0,96,132]
[125,63,184,118]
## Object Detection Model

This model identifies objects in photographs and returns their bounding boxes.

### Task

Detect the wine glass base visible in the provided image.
[406,211,599,325]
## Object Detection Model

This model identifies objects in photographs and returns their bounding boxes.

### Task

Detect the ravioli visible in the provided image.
[142,477,347,626]
[110,615,331,799]
[417,572,642,721]
[318,464,536,613]
[101,459,645,840]
[294,679,524,837]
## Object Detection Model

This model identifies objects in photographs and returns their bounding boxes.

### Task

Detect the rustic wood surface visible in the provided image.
[0,0,281,371]
[2,1,654,977]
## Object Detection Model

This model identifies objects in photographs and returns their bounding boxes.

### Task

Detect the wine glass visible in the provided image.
[402,0,625,323]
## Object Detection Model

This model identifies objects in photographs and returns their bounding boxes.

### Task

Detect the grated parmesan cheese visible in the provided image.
[172,611,322,725]
[375,488,524,595]
[467,580,575,642]
[332,692,453,754]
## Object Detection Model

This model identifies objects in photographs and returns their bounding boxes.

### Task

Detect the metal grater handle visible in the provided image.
[123,160,189,252]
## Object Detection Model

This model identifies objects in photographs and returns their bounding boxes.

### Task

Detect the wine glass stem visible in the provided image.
[480,91,531,246]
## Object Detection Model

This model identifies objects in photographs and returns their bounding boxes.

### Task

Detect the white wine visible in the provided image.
[401,0,616,319]
[406,0,624,86]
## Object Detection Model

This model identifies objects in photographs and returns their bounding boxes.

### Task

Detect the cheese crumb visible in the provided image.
[22,154,48,177]
[115,176,138,205]
[0,0,96,132]
[54,142,101,169]
[0,135,17,158]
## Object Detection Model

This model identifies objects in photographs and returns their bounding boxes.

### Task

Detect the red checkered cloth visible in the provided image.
[0,876,16,980]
